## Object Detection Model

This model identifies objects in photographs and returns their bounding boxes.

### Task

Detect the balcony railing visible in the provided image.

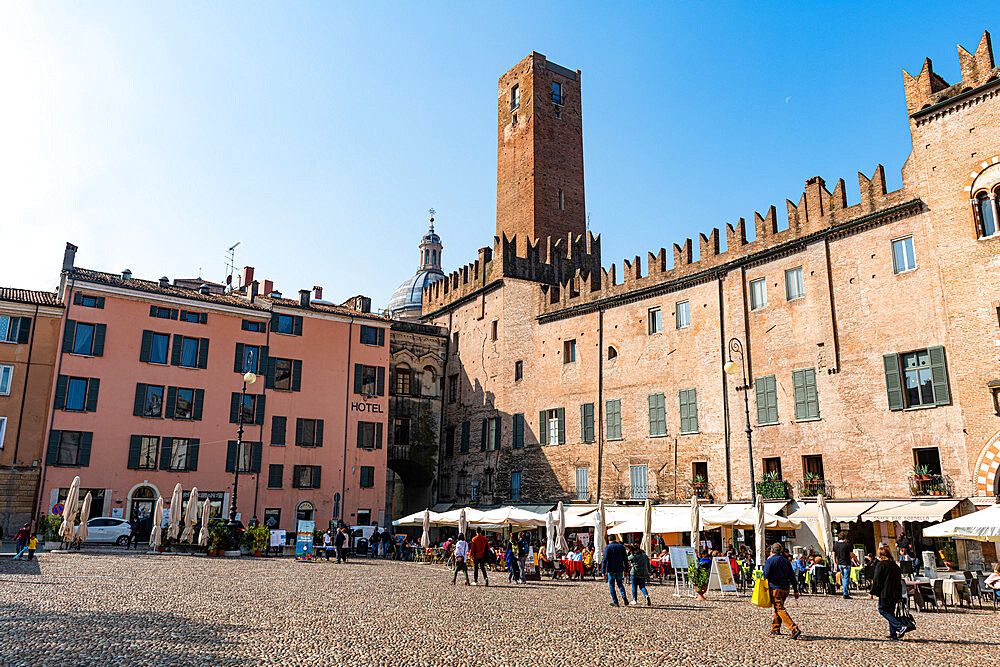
[389,444,411,461]
[908,474,953,497]
[684,482,715,501]
[797,478,834,498]
[755,479,791,500]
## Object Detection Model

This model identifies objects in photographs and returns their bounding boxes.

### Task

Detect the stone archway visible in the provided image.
[973,429,1000,496]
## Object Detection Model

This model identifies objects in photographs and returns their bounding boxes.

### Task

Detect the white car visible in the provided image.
[85,517,132,544]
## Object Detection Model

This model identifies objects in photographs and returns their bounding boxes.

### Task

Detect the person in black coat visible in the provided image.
[869,545,907,640]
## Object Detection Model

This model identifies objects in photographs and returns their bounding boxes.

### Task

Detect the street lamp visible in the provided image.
[724,338,756,504]
[231,371,257,529]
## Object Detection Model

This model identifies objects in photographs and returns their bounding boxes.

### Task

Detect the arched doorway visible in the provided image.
[129,486,157,521]
[296,501,315,523]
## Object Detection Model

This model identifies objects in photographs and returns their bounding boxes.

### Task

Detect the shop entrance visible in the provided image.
[130,486,156,521]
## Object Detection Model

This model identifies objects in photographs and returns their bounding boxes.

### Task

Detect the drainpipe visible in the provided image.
[340,316,355,526]
[596,308,605,501]
[36,277,73,523]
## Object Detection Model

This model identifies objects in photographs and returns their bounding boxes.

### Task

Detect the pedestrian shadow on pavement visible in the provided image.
[798,634,1000,647]
[0,558,42,575]
[0,601,252,663]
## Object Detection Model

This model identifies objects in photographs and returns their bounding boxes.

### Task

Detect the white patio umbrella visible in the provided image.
[149,496,164,549]
[594,500,607,565]
[754,495,766,567]
[180,487,199,543]
[198,496,212,547]
[167,483,183,541]
[555,501,569,553]
[816,493,835,563]
[420,509,431,549]
[545,511,556,560]
[924,503,1000,542]
[641,499,653,555]
[690,495,700,555]
[59,476,81,542]
[458,508,468,538]
[74,492,93,544]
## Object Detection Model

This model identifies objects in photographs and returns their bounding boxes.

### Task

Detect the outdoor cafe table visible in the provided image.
[650,558,669,581]
[560,559,585,578]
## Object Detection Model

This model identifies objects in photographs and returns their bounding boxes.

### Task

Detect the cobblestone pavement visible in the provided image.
[1,552,997,666]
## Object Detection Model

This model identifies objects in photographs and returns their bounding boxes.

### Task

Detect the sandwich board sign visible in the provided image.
[708,556,738,594]
[669,546,697,597]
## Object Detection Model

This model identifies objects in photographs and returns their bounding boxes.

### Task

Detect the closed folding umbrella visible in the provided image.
[690,495,700,555]
[754,495,766,567]
[641,499,653,555]
[594,500,607,565]
[59,476,81,542]
[816,493,835,562]
[181,487,199,543]
[458,508,467,538]
[420,509,431,549]
[555,501,569,553]
[149,496,164,549]
[75,492,93,544]
[167,483,183,541]
[198,497,212,547]
[545,511,556,560]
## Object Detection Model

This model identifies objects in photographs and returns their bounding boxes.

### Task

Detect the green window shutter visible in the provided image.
[251,442,262,473]
[272,416,286,445]
[492,418,500,450]
[292,359,303,391]
[165,386,177,419]
[557,407,565,444]
[266,357,277,389]
[140,330,153,363]
[234,343,245,373]
[254,395,266,425]
[689,388,699,433]
[46,430,61,465]
[316,420,324,447]
[606,399,621,439]
[754,379,767,424]
[582,403,594,442]
[313,466,321,489]
[197,338,210,369]
[375,422,383,449]
[356,423,365,449]
[193,390,204,421]
[133,383,146,417]
[375,366,384,396]
[85,378,100,412]
[295,418,304,446]
[766,376,779,424]
[258,346,268,373]
[882,353,904,411]
[62,320,76,353]
[225,441,237,472]
[127,435,141,469]
[229,392,240,423]
[16,317,31,343]
[648,394,657,436]
[292,316,303,336]
[513,413,524,448]
[792,369,807,421]
[481,418,488,451]
[803,368,819,419]
[92,324,106,357]
[79,432,93,466]
[928,346,950,406]
[580,404,588,442]
[159,438,172,470]
[539,411,546,445]
[54,375,68,409]
[170,335,183,366]
[188,439,199,470]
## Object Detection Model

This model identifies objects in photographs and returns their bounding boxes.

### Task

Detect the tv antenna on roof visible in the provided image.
[225,242,240,289]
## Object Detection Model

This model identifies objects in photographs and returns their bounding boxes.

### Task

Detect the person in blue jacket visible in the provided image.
[601,534,629,607]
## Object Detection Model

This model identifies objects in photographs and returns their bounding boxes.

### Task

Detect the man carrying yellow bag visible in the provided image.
[761,543,802,639]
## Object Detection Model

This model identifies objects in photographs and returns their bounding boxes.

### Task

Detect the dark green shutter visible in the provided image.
[690,388,699,432]
[375,366,384,396]
[149,305,158,317]
[250,442,262,473]
[375,422,383,449]
[312,466,321,489]
[481,419,487,451]
[755,379,768,423]
[357,423,365,448]
[92,324,106,356]
[187,439,199,470]
[46,430,60,465]
[803,369,819,419]
[134,383,147,416]
[513,413,524,448]
[170,334,183,365]
[140,330,153,362]
[199,312,207,324]
[493,419,500,450]
[79,432,93,466]
[95,297,105,309]
[234,343,245,372]
[160,438,172,469]
[229,393,240,423]
[85,378,100,412]
[226,441,237,472]
[62,320,76,353]
[539,411,546,445]
[883,354,904,411]
[792,370,807,420]
[268,464,283,488]
[353,364,363,394]
[265,357,276,389]
[255,395,266,425]
[377,328,385,346]
[291,465,300,488]
[292,316,303,336]
[316,419,324,447]
[928,346,950,406]
[165,386,177,419]
[295,418,304,446]
[272,416,286,445]
[766,376,778,424]
[259,346,268,373]
[170,309,178,320]
[197,338,209,369]
[16,317,31,343]
[193,390,204,420]
[270,312,279,332]
[54,375,68,409]
[74,292,83,305]
[292,359,302,391]
[557,407,566,444]
[127,435,141,469]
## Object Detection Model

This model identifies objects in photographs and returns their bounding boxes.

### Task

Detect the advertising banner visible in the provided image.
[296,520,315,561]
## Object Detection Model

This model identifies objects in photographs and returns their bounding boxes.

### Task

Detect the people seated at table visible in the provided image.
[792,554,809,590]
[583,546,594,567]
[985,563,1000,590]
[808,556,831,594]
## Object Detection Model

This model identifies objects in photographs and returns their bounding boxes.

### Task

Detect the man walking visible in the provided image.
[833,531,860,598]
[334,526,348,563]
[470,528,490,586]
[381,527,392,558]
[763,542,801,639]
[323,529,334,561]
[601,534,629,607]
[369,527,380,559]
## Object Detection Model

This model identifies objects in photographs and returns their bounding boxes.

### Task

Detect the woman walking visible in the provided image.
[452,533,470,586]
[869,545,909,640]
[628,544,652,606]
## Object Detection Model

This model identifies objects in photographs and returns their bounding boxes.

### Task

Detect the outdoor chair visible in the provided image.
[932,579,949,611]
[977,574,1000,612]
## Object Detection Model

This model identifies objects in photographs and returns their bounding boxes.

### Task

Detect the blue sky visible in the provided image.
[1,2,996,308]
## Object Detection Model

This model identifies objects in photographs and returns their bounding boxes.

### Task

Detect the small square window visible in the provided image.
[563,339,576,363]
[892,236,916,274]
[749,278,767,310]
[0,365,13,396]
[675,301,690,329]
[65,377,88,411]
[648,307,661,335]
[552,81,562,105]
[785,267,805,300]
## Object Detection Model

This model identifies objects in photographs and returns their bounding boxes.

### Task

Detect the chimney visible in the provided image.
[248,280,259,302]
[262,279,274,296]
[243,266,255,288]
[62,243,78,273]
[199,284,211,295]
[299,289,311,307]
[313,285,323,301]
[159,276,170,288]
[121,269,132,281]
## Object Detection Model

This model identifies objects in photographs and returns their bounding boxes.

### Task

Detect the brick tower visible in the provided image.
[496,53,586,253]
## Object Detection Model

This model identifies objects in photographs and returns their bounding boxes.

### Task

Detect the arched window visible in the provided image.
[607,346,618,360]
[296,501,314,522]
[976,191,997,238]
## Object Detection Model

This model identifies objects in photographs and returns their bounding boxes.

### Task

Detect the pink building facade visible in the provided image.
[38,245,390,533]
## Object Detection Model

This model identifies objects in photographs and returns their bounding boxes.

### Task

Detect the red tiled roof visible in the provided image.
[0,287,62,307]
[267,297,390,322]
[68,268,269,312]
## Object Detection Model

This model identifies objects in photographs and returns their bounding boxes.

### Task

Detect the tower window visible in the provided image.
[552,81,562,105]
[511,84,519,111]
[891,236,916,274]
[558,189,565,211]
[975,191,998,239]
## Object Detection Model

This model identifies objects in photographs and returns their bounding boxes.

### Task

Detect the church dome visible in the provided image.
[387,217,445,320]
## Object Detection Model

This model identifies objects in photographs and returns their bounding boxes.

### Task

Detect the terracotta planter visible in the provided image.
[253,550,262,557]
[696,586,708,601]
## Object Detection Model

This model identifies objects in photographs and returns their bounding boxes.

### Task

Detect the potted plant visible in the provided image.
[912,464,930,481]
[690,474,707,488]
[40,514,63,550]
[208,519,231,556]
[756,471,787,499]
[243,524,270,557]
[688,562,709,601]
[939,544,957,570]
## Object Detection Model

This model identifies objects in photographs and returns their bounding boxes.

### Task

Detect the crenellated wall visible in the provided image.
[904,31,996,114]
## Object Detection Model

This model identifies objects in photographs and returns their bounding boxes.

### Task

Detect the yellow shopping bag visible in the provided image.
[751,575,771,608]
